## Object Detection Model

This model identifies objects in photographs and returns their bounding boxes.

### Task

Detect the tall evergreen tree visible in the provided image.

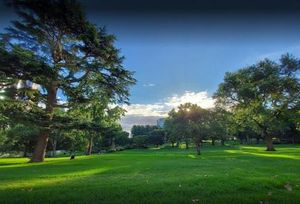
[0,0,135,162]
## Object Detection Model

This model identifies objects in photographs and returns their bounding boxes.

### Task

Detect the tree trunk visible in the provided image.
[31,84,57,162]
[171,142,174,148]
[265,134,275,151]
[23,145,27,157]
[52,139,57,157]
[185,140,189,149]
[246,135,250,144]
[87,136,93,155]
[212,138,215,146]
[292,134,296,144]
[221,139,225,146]
[256,137,260,144]
[196,142,201,155]
[111,137,116,151]
[176,140,180,148]
[31,133,49,162]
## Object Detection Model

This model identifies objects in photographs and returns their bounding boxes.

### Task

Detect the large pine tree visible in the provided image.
[0,0,135,162]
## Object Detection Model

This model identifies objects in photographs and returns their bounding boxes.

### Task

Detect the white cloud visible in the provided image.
[142,83,156,87]
[123,91,215,117]
[165,91,215,109]
[120,91,215,132]
[122,103,167,117]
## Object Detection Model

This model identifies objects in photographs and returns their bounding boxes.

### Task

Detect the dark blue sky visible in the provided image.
[1,0,300,123]
[85,12,300,104]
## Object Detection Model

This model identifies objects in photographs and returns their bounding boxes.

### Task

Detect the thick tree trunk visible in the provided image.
[171,142,174,148]
[31,133,49,162]
[31,85,57,162]
[87,137,93,155]
[265,133,275,151]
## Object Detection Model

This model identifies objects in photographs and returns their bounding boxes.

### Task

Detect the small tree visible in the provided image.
[133,135,148,148]
[165,103,210,154]
[209,108,232,146]
[148,129,165,147]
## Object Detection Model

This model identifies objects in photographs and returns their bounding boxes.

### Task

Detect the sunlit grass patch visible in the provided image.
[0,145,299,204]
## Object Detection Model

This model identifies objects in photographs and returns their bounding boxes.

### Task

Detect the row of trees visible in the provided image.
[0,0,135,162]
[0,122,132,157]
[164,104,230,154]
[164,54,299,154]
[131,125,165,147]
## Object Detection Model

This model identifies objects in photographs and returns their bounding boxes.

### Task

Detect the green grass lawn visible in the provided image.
[0,145,300,204]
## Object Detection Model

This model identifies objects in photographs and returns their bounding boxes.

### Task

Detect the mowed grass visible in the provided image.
[0,145,300,204]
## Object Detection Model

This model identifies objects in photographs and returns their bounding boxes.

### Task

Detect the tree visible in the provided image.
[214,55,300,151]
[131,125,157,137]
[209,108,232,146]
[184,103,210,154]
[132,135,148,148]
[0,0,135,162]
[49,129,65,157]
[164,116,182,147]
[165,103,210,154]
[5,124,39,157]
[148,129,165,147]
[165,104,194,149]
[115,131,131,147]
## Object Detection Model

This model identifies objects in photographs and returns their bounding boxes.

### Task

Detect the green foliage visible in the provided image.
[131,125,158,137]
[132,135,148,148]
[63,130,88,153]
[115,131,131,147]
[3,124,39,156]
[148,129,165,147]
[0,0,136,161]
[165,103,216,152]
[214,54,300,150]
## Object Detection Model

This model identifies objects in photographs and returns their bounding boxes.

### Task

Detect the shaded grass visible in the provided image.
[0,145,300,203]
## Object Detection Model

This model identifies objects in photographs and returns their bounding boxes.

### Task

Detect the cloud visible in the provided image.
[122,103,167,117]
[142,83,156,87]
[120,91,215,132]
[123,91,215,117]
[164,91,215,109]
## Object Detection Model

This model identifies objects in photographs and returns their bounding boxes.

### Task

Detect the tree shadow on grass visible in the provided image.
[1,163,300,204]
[225,149,300,160]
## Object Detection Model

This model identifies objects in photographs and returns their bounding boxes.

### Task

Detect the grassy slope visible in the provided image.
[0,145,300,204]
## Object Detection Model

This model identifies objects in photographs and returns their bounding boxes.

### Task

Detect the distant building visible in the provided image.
[156,118,165,128]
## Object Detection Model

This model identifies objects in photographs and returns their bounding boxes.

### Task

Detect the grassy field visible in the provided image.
[0,145,300,204]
